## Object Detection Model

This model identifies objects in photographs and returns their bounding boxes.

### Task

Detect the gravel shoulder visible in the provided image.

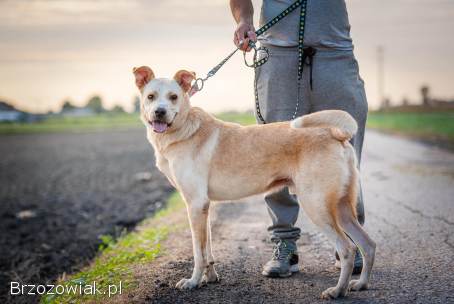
[115,130,454,304]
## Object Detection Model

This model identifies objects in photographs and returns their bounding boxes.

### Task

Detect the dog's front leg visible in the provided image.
[176,200,209,290]
[202,214,219,283]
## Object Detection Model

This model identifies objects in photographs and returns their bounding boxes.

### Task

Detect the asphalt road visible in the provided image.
[0,129,173,304]
[139,130,454,304]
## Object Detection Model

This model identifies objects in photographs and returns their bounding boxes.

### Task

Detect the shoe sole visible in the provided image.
[262,264,299,278]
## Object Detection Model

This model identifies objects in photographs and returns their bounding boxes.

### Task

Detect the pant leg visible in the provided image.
[308,50,368,225]
[255,45,310,241]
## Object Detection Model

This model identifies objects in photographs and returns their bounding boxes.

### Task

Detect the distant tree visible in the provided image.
[420,85,430,106]
[401,97,409,106]
[85,95,104,113]
[380,97,391,110]
[133,96,141,113]
[111,105,125,113]
[61,100,76,112]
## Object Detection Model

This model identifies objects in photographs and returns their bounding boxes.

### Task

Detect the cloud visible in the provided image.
[0,0,231,28]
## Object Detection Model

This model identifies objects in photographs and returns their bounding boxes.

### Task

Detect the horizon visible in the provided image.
[1,0,454,114]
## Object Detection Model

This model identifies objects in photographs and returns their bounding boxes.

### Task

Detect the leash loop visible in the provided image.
[243,42,270,68]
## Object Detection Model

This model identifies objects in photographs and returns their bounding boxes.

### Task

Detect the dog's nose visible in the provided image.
[154,108,167,118]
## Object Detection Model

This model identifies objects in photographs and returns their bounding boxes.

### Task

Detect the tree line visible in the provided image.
[61,96,141,114]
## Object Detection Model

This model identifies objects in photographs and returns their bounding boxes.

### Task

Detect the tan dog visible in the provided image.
[133,66,376,299]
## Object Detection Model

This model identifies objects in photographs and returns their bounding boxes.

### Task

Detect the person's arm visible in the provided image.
[230,0,257,51]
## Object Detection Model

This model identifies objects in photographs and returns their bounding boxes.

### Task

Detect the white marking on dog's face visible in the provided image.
[140,78,183,133]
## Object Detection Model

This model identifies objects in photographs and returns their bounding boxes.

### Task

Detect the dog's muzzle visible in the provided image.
[148,109,177,133]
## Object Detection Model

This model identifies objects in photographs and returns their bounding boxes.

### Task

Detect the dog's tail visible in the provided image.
[290,110,358,142]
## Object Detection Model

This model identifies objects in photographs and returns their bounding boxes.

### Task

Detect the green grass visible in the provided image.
[367,111,454,141]
[215,112,256,125]
[41,192,184,304]
[0,112,142,134]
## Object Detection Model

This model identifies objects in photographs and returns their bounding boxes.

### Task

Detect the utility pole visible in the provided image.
[377,46,385,109]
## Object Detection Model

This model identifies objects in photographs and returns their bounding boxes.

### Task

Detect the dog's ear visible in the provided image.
[133,66,155,91]
[173,70,196,92]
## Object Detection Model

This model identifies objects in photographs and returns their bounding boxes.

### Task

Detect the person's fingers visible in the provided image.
[241,37,250,51]
[234,23,256,50]
[235,28,246,47]
[247,30,257,42]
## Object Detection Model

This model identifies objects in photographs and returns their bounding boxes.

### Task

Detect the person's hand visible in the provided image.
[233,21,257,52]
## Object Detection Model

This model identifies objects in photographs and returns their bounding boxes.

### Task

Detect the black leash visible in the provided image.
[190,0,315,124]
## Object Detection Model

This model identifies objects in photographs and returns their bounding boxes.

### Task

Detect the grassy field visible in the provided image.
[2,111,453,145]
[367,111,454,142]
[41,192,185,304]
[0,113,142,134]
[215,112,256,125]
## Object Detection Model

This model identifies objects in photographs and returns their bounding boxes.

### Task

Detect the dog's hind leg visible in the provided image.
[320,229,356,299]
[203,213,219,283]
[337,198,376,291]
[176,198,210,290]
[297,190,356,299]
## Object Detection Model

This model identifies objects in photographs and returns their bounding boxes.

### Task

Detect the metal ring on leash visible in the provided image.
[194,78,204,91]
[188,77,206,96]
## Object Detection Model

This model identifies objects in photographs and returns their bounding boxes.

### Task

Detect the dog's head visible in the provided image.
[133,66,196,134]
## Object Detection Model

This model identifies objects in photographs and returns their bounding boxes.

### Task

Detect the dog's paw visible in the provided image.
[202,268,219,284]
[175,278,199,290]
[348,279,368,291]
[321,286,345,299]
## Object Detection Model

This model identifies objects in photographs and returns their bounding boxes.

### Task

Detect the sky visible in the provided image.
[0,0,453,113]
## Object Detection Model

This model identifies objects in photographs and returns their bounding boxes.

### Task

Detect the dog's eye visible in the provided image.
[147,94,155,100]
[169,94,178,102]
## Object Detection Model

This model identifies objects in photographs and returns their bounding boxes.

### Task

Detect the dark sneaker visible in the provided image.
[335,250,363,275]
[262,239,299,278]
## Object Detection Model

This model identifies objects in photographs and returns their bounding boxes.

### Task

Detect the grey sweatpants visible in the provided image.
[255,44,368,241]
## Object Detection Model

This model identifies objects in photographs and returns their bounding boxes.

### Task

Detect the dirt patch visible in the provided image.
[0,130,172,304]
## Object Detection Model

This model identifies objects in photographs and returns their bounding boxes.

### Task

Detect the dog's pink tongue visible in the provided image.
[153,121,168,133]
